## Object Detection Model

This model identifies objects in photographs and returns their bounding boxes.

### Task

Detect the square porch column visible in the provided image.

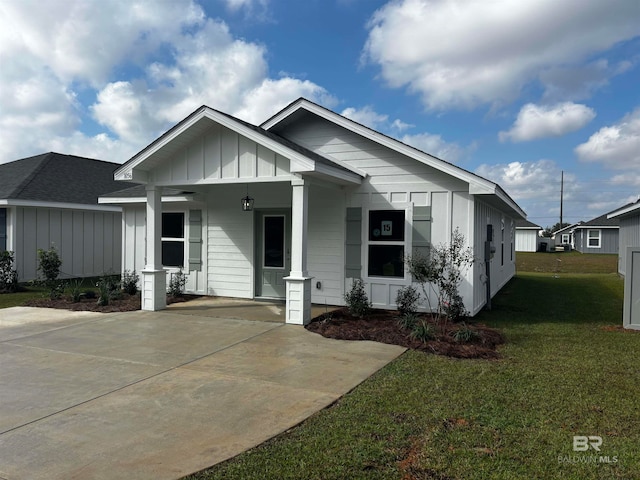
[284,176,312,325]
[141,185,166,311]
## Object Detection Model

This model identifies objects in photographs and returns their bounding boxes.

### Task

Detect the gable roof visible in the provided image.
[574,211,619,229]
[114,105,364,185]
[515,219,542,230]
[607,198,640,219]
[0,152,126,205]
[553,222,582,235]
[261,97,526,219]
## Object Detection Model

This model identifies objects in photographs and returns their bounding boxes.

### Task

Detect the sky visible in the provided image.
[0,0,639,228]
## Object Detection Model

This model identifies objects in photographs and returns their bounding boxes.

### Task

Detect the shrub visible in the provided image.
[405,228,474,327]
[69,279,83,303]
[452,323,480,343]
[344,278,371,318]
[0,250,19,293]
[121,270,139,295]
[37,246,63,299]
[397,312,419,330]
[395,285,420,316]
[168,269,187,297]
[409,319,435,342]
[83,289,97,300]
[96,272,120,306]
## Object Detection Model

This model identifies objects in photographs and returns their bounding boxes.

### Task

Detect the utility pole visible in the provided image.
[560,170,564,227]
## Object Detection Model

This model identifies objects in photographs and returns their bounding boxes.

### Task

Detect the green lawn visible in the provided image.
[187,257,638,479]
[516,251,618,274]
[0,277,102,309]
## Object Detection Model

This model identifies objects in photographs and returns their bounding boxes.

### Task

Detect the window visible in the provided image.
[561,233,570,244]
[367,210,405,278]
[162,212,185,267]
[0,208,6,251]
[263,215,285,268]
[587,229,601,248]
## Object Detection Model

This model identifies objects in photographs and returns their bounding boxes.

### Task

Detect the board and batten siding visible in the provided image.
[618,214,640,275]
[150,123,290,186]
[515,230,539,252]
[14,206,121,282]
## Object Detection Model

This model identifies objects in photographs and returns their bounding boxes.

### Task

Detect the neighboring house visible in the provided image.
[0,153,124,281]
[607,199,640,276]
[552,222,581,250]
[573,212,619,254]
[100,98,525,324]
[515,219,542,252]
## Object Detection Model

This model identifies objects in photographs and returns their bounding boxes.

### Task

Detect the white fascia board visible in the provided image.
[574,225,619,230]
[98,195,195,204]
[313,162,362,184]
[263,99,494,189]
[0,199,121,212]
[608,202,640,219]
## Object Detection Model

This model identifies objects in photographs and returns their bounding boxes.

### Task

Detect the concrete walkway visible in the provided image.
[0,307,405,480]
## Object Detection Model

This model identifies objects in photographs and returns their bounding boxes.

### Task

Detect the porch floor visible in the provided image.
[166,296,340,323]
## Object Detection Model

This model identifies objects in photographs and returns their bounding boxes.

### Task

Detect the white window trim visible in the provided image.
[161,211,187,269]
[363,204,411,282]
[561,233,570,244]
[587,229,601,249]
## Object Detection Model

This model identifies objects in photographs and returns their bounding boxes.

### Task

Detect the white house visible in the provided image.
[607,199,640,276]
[0,153,123,281]
[101,98,526,324]
[515,219,542,252]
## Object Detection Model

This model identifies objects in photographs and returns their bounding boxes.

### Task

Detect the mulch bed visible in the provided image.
[306,308,504,359]
[24,293,142,313]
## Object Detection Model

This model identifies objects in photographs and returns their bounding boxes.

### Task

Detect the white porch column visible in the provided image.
[141,185,166,311]
[285,176,312,325]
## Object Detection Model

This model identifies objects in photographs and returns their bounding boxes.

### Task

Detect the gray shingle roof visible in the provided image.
[575,212,619,228]
[515,219,542,229]
[0,152,127,205]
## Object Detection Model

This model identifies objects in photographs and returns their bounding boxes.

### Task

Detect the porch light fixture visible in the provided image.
[241,184,254,212]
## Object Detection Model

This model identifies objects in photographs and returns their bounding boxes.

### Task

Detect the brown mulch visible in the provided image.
[306,308,504,359]
[24,293,142,313]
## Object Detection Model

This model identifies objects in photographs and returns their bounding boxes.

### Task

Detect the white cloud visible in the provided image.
[575,108,640,170]
[499,103,596,142]
[401,133,466,163]
[0,0,328,163]
[341,106,389,129]
[363,0,640,110]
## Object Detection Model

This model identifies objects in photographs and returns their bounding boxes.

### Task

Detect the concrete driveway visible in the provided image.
[0,307,405,480]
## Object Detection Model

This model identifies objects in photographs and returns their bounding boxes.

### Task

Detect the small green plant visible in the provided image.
[397,312,419,330]
[395,285,420,316]
[168,269,187,297]
[69,279,83,303]
[0,250,19,293]
[409,319,435,342]
[344,278,371,318]
[96,272,119,306]
[37,246,63,299]
[452,323,480,343]
[121,269,139,295]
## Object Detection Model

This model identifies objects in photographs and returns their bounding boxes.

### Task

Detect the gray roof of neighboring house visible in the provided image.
[515,219,542,229]
[574,211,620,228]
[100,184,189,198]
[0,152,128,205]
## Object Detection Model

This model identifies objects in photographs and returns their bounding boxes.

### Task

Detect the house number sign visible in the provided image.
[381,220,392,236]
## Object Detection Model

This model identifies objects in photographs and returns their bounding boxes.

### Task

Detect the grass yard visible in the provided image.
[0,277,104,309]
[516,250,618,274]
[187,255,638,479]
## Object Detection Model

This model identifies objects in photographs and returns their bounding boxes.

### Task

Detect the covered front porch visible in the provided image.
[109,105,364,325]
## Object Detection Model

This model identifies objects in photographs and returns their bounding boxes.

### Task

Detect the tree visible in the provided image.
[542,222,571,237]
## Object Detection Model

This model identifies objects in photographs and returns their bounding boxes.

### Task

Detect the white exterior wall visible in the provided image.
[14,206,121,281]
[515,229,539,252]
[121,204,206,294]
[473,199,517,315]
[618,214,640,276]
[278,113,479,312]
